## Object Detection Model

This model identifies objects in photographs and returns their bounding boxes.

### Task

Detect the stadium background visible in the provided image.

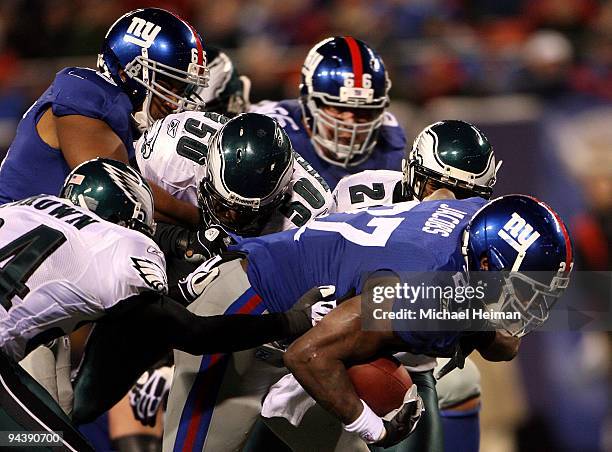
[0,1,609,450]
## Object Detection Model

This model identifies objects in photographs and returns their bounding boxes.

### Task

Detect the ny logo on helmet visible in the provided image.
[125,17,161,48]
[498,212,541,253]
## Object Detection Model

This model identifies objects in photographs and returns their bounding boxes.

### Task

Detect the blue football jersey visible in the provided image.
[251,100,406,189]
[0,67,136,204]
[232,197,487,353]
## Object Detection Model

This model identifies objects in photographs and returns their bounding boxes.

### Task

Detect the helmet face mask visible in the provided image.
[307,103,384,166]
[489,269,570,336]
[461,195,573,338]
[199,179,285,236]
[299,37,390,167]
[407,162,494,201]
[98,8,209,130]
[60,158,156,237]
[403,120,499,201]
[197,113,294,236]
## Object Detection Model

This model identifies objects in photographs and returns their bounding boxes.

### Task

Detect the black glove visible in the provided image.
[153,222,234,264]
[281,285,338,342]
[373,385,424,448]
[128,365,173,427]
[182,225,235,263]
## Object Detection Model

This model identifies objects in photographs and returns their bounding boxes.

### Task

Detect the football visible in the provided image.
[347,355,412,417]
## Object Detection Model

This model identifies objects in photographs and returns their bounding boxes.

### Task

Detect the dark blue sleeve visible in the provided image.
[390,272,463,355]
[49,70,134,150]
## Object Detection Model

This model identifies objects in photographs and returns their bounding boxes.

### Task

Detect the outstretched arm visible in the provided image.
[72,291,311,424]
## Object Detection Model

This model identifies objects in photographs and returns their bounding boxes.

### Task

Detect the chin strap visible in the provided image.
[133,98,153,133]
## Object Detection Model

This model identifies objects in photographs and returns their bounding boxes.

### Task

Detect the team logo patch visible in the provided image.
[140,120,163,159]
[498,212,540,253]
[124,17,161,48]
[167,119,180,138]
[131,257,168,293]
[204,228,220,242]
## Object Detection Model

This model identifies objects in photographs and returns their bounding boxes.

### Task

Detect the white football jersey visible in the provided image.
[136,111,332,233]
[260,152,332,234]
[331,170,404,213]
[0,196,167,361]
[136,111,228,205]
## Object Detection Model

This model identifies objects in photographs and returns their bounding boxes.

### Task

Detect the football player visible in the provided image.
[252,36,406,189]
[330,119,500,452]
[164,194,573,451]
[232,119,501,452]
[283,195,572,448]
[126,111,331,429]
[0,158,315,451]
[0,8,207,225]
[332,119,500,212]
[135,111,331,257]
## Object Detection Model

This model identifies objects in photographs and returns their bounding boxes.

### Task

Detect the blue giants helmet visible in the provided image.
[299,37,390,167]
[462,195,574,337]
[98,8,209,129]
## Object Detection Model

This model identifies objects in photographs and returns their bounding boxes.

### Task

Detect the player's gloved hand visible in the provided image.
[153,222,234,264]
[306,285,336,326]
[128,365,174,427]
[183,225,235,263]
[282,285,337,340]
[374,384,424,448]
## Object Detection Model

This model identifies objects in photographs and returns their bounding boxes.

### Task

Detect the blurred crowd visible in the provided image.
[0,1,609,451]
[0,0,612,104]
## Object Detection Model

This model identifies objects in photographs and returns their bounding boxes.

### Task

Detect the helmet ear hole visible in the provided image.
[479,254,489,271]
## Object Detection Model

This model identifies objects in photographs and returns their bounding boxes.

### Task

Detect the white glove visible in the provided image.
[309,285,336,326]
[128,365,174,427]
[374,384,425,447]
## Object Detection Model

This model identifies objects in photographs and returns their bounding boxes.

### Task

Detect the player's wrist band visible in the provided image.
[343,400,385,444]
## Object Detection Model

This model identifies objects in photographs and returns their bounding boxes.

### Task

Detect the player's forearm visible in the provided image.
[148,181,200,226]
[153,222,192,259]
[284,343,364,423]
[175,310,311,354]
[155,294,312,354]
[284,297,384,424]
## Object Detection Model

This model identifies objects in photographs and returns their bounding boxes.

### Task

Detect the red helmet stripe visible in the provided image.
[344,36,363,88]
[528,195,574,271]
[186,22,204,65]
[169,10,204,65]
